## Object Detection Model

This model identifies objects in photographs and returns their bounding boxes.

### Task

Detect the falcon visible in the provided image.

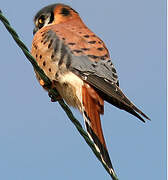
[31,3,150,175]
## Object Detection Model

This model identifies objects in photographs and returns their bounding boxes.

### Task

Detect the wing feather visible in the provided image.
[70,56,150,122]
[85,75,150,122]
[35,27,150,122]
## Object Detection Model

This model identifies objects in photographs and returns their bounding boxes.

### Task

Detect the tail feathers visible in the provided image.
[84,120,113,171]
[82,84,114,173]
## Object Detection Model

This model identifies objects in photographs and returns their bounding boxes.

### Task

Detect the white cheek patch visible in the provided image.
[44,16,51,26]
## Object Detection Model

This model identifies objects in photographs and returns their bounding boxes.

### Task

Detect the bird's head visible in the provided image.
[33,3,79,35]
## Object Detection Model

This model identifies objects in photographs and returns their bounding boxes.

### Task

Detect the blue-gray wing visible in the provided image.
[38,29,149,122]
[69,55,150,122]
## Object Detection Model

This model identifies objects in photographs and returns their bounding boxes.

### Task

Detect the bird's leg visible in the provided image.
[48,81,62,102]
[48,89,62,102]
[39,79,62,102]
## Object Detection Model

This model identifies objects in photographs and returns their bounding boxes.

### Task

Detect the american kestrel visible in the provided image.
[31,3,150,176]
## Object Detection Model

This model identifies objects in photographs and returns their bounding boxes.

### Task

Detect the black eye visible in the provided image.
[38,15,45,24]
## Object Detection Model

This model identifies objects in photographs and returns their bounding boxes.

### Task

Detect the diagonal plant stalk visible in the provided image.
[0,10,118,180]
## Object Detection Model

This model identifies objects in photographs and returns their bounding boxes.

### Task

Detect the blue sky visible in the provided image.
[0,0,166,180]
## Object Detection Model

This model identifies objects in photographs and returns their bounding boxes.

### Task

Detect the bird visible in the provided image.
[31,3,150,176]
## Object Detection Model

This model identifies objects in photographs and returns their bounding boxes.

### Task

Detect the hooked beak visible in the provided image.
[33,27,38,35]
